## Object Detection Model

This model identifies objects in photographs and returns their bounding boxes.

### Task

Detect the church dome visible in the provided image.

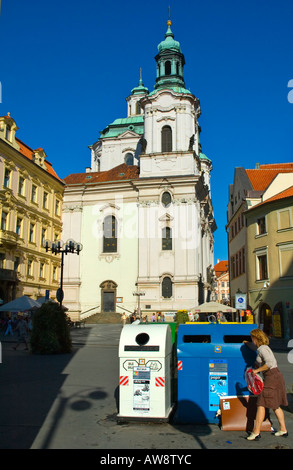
[158,20,181,53]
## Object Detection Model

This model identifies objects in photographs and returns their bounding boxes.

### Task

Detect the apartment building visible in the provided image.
[0,114,64,304]
[227,163,293,338]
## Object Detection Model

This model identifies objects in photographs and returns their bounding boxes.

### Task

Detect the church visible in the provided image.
[62,17,216,321]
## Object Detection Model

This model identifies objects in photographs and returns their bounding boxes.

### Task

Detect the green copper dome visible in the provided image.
[158,20,181,53]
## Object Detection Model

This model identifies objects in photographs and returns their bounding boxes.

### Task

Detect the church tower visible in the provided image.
[62,15,216,320]
[135,15,215,310]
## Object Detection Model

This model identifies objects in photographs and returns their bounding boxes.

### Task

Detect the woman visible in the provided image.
[244,328,288,441]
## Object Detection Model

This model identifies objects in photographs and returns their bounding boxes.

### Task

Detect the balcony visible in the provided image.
[0,268,18,282]
[0,230,19,247]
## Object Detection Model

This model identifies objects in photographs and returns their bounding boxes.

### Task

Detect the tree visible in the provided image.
[30,301,72,354]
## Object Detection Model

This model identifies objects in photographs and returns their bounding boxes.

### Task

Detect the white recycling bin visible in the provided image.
[117,323,174,422]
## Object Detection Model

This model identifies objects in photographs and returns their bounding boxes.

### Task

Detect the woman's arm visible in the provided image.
[252,364,269,375]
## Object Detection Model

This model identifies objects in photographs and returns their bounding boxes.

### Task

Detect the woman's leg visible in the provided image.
[274,407,287,433]
[253,405,266,435]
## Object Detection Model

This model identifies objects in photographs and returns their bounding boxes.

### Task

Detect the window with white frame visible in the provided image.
[256,216,266,235]
[255,249,268,280]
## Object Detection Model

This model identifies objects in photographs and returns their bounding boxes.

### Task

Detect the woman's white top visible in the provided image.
[256,345,278,370]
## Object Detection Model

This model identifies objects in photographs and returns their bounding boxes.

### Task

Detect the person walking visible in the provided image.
[4,317,14,336]
[121,313,127,327]
[12,315,29,351]
[244,328,288,441]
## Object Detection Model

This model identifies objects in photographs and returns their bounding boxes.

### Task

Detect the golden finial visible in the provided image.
[167,6,172,26]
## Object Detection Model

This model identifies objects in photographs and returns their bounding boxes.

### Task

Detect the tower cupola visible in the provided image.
[154,17,186,91]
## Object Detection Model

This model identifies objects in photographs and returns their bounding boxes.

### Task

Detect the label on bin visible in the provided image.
[209,360,228,411]
[133,367,150,412]
[123,360,139,371]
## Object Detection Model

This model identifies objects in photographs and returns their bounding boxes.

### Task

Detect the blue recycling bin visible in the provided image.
[174,322,257,424]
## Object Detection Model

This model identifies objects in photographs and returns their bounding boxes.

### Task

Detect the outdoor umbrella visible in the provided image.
[0,295,41,312]
[190,301,237,314]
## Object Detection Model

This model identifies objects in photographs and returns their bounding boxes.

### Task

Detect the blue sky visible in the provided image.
[1,0,293,263]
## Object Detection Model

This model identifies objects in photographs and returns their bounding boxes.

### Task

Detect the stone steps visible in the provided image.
[84,312,122,324]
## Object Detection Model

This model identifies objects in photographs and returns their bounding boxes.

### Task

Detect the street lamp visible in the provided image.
[133,289,145,321]
[44,239,83,308]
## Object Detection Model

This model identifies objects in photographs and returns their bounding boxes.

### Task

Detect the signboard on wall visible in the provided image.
[235,294,247,310]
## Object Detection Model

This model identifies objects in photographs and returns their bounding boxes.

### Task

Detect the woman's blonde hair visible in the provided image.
[250,328,269,346]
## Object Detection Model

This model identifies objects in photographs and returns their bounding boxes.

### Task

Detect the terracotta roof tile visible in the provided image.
[16,137,63,183]
[64,164,140,185]
[259,163,293,170]
[246,168,293,191]
[214,260,229,276]
[252,185,293,209]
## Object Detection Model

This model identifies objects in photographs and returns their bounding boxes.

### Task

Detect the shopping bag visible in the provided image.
[245,368,263,395]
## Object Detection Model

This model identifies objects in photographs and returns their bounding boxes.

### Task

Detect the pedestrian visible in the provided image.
[121,313,127,327]
[244,328,288,441]
[4,317,14,336]
[151,313,156,322]
[12,315,29,351]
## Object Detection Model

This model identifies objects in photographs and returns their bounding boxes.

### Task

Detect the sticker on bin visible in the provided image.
[155,377,165,387]
[120,376,129,386]
[178,360,183,370]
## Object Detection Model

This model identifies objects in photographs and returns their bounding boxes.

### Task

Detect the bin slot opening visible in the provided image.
[124,345,159,351]
[223,335,251,343]
[183,335,211,343]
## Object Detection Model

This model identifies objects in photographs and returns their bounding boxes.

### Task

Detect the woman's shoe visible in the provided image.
[274,430,288,437]
[246,432,261,441]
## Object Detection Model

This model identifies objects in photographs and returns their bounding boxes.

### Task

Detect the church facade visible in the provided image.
[62,18,216,320]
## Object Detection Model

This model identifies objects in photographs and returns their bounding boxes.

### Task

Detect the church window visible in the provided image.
[161,191,172,208]
[125,153,134,166]
[103,215,117,253]
[162,227,172,250]
[136,102,141,115]
[161,125,172,152]
[165,61,171,76]
[162,276,172,298]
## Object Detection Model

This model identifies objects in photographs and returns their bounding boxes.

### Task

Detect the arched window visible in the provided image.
[162,276,172,298]
[161,191,172,208]
[125,153,134,165]
[165,61,171,76]
[161,126,172,152]
[162,227,172,251]
[103,215,117,253]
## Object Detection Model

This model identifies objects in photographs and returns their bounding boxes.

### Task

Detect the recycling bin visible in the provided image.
[117,323,174,422]
[174,322,257,424]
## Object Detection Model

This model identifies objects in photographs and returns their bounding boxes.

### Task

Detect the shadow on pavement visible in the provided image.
[0,326,94,449]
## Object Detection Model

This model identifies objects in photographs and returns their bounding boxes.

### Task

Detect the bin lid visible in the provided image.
[177,322,257,356]
[119,324,173,357]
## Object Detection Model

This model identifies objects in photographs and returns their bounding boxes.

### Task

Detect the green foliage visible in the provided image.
[175,309,189,324]
[30,301,72,354]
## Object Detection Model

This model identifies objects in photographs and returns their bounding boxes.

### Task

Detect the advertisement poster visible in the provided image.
[209,360,228,411]
[133,367,150,412]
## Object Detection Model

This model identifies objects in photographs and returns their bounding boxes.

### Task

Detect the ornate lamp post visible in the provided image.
[44,239,83,308]
[133,289,145,321]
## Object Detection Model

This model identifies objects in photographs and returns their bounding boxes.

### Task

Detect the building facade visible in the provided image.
[62,19,216,321]
[0,114,64,304]
[227,163,293,338]
[214,260,230,303]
